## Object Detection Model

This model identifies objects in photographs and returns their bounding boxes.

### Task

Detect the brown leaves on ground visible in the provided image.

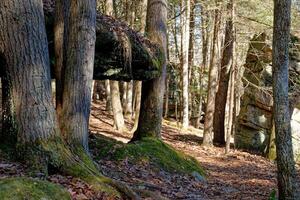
[0,100,299,199]
[90,100,300,200]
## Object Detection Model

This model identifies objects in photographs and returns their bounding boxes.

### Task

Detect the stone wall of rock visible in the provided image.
[235,33,300,161]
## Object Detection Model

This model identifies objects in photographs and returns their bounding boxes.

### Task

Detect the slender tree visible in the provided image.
[202,1,221,146]
[131,0,147,133]
[213,0,234,145]
[106,0,126,130]
[104,0,114,113]
[273,0,299,198]
[181,0,190,129]
[110,81,125,130]
[131,0,168,141]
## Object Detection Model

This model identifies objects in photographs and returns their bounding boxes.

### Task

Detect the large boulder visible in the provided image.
[45,0,164,81]
[235,33,300,161]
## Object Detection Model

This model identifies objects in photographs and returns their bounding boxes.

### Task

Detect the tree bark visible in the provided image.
[104,0,125,128]
[202,2,221,146]
[60,0,97,150]
[131,81,142,133]
[0,0,62,171]
[272,0,299,198]
[213,0,234,145]
[131,0,168,141]
[110,81,125,131]
[181,0,190,129]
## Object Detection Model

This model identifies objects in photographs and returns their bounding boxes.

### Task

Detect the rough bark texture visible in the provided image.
[131,0,168,141]
[273,0,299,199]
[0,0,61,170]
[202,3,221,146]
[60,0,97,150]
[213,0,234,145]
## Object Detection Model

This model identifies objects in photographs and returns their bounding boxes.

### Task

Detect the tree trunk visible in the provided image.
[0,1,140,197]
[213,0,234,145]
[202,2,221,146]
[105,0,125,129]
[60,0,97,151]
[164,75,169,118]
[196,8,210,129]
[110,81,125,131]
[121,82,127,112]
[131,0,147,131]
[225,64,235,154]
[0,0,63,172]
[105,80,112,113]
[181,0,190,129]
[131,0,168,141]
[131,81,142,133]
[272,0,299,198]
[125,81,133,119]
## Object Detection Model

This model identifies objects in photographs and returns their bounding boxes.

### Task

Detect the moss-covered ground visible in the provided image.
[0,177,71,200]
[90,135,205,176]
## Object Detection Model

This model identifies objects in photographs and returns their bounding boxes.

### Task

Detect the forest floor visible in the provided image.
[89,101,300,200]
[0,100,299,200]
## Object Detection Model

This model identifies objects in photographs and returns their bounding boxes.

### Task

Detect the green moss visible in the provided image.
[91,135,205,176]
[0,177,71,200]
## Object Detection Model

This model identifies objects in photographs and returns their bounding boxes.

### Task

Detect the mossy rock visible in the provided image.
[91,135,205,176]
[0,177,71,200]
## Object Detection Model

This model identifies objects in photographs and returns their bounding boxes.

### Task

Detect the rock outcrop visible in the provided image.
[42,6,164,81]
[235,33,300,161]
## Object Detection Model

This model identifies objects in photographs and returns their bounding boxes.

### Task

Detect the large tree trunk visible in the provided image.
[213,0,234,145]
[181,0,190,129]
[131,0,168,141]
[202,2,221,146]
[0,1,139,197]
[0,0,63,172]
[60,0,97,151]
[272,0,299,198]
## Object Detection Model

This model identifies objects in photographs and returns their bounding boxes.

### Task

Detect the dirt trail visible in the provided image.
[90,101,299,200]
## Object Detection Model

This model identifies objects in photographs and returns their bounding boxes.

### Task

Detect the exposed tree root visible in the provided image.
[17,137,139,199]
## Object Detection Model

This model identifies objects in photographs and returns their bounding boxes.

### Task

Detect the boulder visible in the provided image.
[235,33,300,160]
[44,11,163,81]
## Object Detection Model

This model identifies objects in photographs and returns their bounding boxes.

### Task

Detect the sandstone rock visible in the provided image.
[235,33,300,161]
